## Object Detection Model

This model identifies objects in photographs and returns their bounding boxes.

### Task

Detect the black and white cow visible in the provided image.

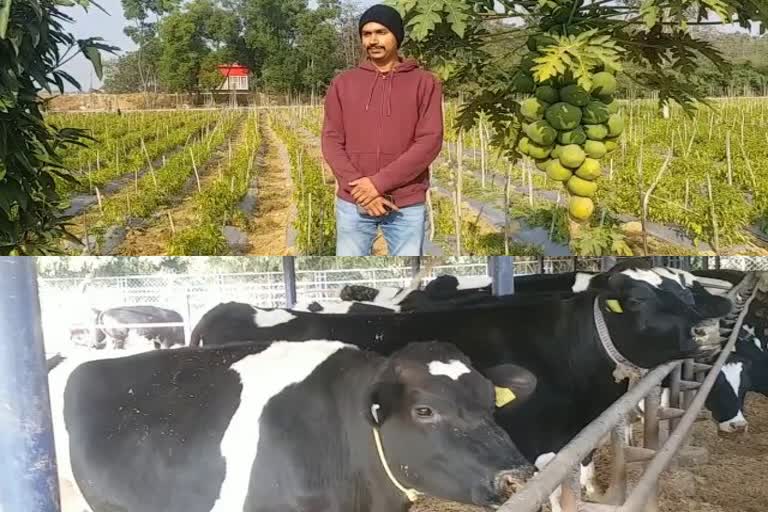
[187,274,719,468]
[70,305,185,350]
[49,341,536,512]
[340,275,494,312]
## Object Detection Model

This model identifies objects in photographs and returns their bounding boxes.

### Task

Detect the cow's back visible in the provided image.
[63,348,246,511]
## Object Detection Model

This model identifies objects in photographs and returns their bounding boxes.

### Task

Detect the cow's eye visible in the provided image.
[414,406,433,417]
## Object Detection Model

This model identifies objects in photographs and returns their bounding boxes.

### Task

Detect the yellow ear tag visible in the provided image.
[495,387,516,408]
[606,299,623,314]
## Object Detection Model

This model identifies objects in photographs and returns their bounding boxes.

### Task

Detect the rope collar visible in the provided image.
[593,298,646,384]
[371,406,422,503]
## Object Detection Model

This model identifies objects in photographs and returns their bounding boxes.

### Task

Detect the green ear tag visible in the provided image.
[606,299,623,314]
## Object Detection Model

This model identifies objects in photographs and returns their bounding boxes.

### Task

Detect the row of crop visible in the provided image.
[82,112,243,238]
[59,111,210,174]
[167,112,262,255]
[270,111,335,255]
[50,111,196,163]
[58,112,220,198]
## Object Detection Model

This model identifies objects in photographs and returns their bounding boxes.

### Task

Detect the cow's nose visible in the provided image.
[494,468,532,496]
[719,419,749,435]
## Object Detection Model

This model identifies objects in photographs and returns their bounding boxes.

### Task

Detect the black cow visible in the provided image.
[49,341,536,512]
[70,306,185,350]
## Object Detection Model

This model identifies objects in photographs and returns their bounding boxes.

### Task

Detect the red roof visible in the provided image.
[217,64,250,77]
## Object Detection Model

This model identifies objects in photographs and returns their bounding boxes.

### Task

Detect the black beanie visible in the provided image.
[359,4,405,48]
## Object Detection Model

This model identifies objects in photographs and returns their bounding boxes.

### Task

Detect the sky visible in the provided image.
[62,0,757,92]
[63,0,379,91]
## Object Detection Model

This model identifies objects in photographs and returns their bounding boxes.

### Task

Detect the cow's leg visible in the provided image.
[111,333,126,350]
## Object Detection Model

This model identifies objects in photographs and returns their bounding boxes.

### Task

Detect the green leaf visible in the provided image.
[82,44,103,80]
[444,0,468,38]
[0,0,12,40]
[407,11,442,41]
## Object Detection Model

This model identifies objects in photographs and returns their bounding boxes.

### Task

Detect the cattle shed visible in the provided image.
[2,255,768,512]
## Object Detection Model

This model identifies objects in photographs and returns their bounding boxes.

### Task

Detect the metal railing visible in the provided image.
[498,272,759,512]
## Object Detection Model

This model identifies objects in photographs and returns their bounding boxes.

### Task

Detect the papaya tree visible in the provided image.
[387,0,767,250]
[0,0,118,254]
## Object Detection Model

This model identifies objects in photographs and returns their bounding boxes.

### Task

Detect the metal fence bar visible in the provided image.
[497,360,679,512]
[499,272,756,512]
[490,256,515,296]
[619,277,758,512]
[0,258,61,512]
[81,322,187,329]
[282,257,297,308]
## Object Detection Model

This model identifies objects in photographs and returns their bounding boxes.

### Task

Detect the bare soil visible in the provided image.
[246,122,295,255]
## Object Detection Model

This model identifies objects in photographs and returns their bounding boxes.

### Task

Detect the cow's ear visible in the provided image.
[365,381,404,426]
[483,364,537,409]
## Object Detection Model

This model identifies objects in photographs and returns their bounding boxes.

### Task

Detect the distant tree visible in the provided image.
[158,5,210,92]
[122,0,181,91]
[103,39,163,93]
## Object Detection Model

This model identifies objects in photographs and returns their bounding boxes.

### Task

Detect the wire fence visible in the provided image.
[38,262,489,354]
[38,256,768,354]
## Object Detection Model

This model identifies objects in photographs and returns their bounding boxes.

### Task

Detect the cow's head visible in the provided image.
[364,341,535,508]
[606,267,733,319]
[69,308,107,349]
[706,355,752,434]
[600,273,723,368]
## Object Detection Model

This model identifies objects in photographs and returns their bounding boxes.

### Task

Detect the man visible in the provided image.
[321,4,444,256]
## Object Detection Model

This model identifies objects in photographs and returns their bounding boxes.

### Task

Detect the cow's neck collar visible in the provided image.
[371,425,422,503]
[594,298,646,384]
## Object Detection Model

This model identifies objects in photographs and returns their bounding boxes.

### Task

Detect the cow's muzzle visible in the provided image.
[494,468,533,498]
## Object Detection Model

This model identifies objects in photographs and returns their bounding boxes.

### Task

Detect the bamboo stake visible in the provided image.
[95,187,103,215]
[141,137,157,188]
[726,131,733,186]
[190,149,201,193]
[167,212,176,234]
[707,174,720,254]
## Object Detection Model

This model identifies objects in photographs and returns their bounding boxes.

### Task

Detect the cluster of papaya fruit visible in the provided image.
[515,35,624,221]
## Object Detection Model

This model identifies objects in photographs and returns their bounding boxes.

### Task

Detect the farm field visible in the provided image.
[52,97,768,256]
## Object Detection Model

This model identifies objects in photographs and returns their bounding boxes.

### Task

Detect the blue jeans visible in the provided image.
[336,198,426,256]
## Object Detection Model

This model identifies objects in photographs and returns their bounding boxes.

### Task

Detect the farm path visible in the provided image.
[245,119,297,255]
[114,114,249,255]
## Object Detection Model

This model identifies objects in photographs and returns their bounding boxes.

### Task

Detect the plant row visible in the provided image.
[84,112,243,235]
[168,112,262,255]
[271,112,336,255]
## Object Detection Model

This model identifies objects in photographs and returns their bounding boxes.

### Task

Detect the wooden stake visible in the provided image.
[95,187,103,215]
[707,173,720,254]
[167,212,176,234]
[190,148,201,193]
[726,131,733,186]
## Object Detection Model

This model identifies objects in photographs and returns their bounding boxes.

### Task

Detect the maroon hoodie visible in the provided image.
[321,58,444,208]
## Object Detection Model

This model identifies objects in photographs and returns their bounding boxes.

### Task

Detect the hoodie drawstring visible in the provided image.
[365,72,378,112]
[365,69,396,117]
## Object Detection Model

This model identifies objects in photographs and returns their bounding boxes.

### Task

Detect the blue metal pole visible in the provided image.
[0,257,60,512]
[282,256,297,308]
[489,256,515,296]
